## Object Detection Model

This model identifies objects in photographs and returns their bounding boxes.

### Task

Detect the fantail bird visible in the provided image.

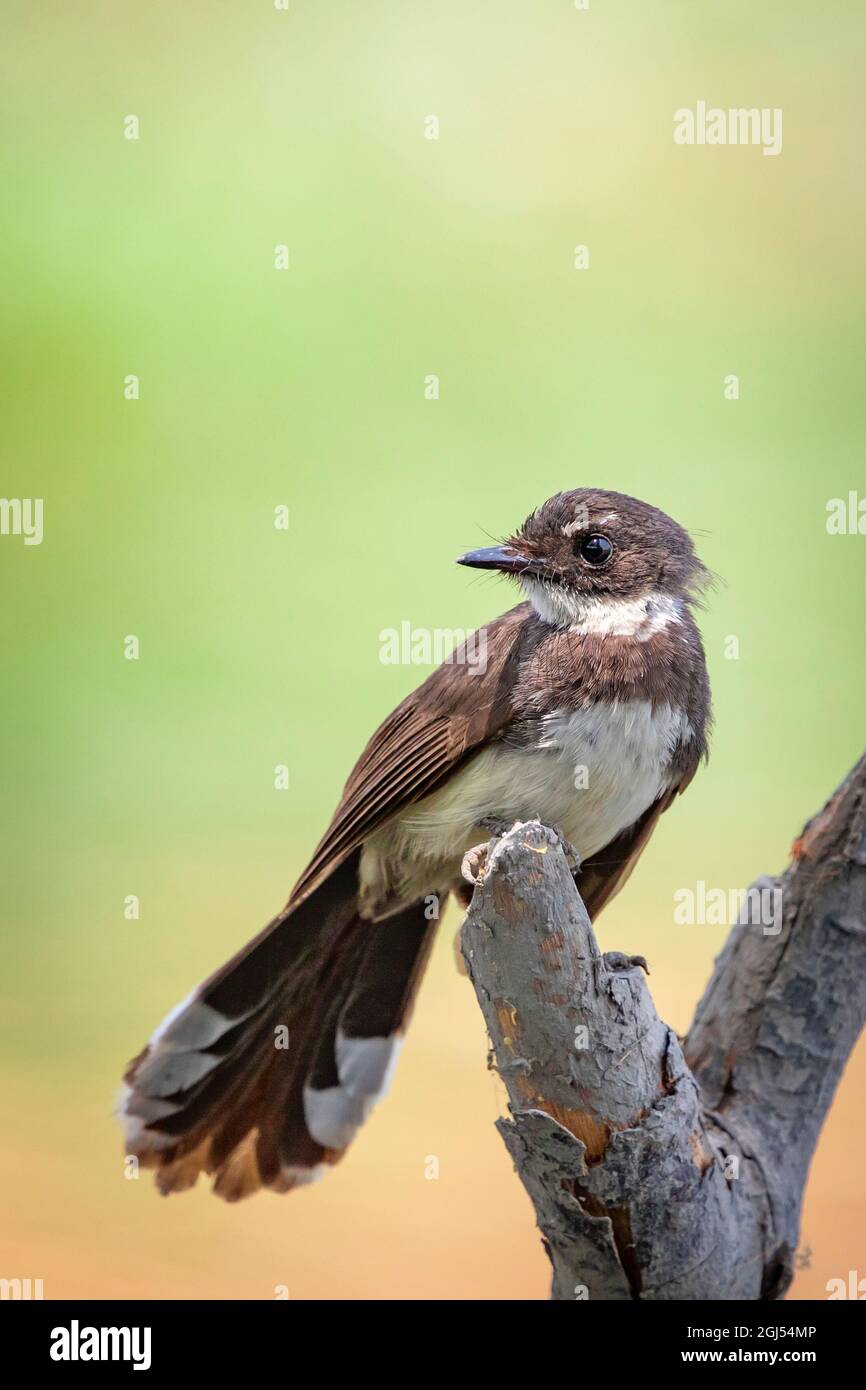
[120,488,711,1200]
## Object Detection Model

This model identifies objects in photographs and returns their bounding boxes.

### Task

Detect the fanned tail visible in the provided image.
[119,853,439,1201]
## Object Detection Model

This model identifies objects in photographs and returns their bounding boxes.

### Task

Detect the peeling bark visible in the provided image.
[460,754,866,1300]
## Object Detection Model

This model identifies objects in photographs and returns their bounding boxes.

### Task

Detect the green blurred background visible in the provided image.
[1,1,864,1298]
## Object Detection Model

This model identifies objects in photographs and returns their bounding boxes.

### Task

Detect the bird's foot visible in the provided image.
[545,822,581,874]
[461,840,491,886]
[461,816,519,885]
[478,814,517,838]
[479,814,580,869]
[463,816,581,885]
[521,816,580,874]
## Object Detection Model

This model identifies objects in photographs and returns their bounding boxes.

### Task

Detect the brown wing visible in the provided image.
[578,769,698,920]
[288,604,534,906]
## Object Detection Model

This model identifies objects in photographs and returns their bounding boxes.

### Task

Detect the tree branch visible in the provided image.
[460,754,866,1300]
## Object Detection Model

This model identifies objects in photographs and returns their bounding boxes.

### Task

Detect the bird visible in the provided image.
[119,487,712,1201]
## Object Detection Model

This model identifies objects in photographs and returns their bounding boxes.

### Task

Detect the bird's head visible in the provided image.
[457,489,710,630]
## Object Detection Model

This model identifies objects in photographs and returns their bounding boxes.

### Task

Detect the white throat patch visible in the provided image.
[520,579,682,639]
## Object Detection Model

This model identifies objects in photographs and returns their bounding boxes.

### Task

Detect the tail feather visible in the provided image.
[120,855,441,1201]
[302,903,438,1154]
[341,910,438,1039]
[121,854,361,1196]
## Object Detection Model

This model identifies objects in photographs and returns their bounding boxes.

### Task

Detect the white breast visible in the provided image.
[530,700,692,855]
[361,699,693,915]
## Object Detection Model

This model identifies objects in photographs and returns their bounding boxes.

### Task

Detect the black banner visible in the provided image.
[3,1296,860,1374]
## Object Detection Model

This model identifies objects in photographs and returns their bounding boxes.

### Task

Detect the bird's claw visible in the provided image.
[461,841,490,886]
[463,815,581,886]
[478,815,515,838]
[468,815,581,879]
[546,823,581,873]
[462,816,520,884]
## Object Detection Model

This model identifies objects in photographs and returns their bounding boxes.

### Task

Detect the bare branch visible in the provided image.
[460,755,866,1300]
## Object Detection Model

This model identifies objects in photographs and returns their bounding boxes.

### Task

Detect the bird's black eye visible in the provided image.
[579,534,613,566]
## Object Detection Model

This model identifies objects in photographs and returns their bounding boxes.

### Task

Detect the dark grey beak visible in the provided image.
[456,544,538,575]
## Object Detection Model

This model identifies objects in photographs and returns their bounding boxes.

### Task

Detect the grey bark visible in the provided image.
[459,754,866,1300]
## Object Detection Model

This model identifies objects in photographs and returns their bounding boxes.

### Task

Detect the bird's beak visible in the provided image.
[456,544,539,575]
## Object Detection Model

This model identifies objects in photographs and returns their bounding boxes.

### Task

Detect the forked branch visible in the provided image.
[460,754,866,1300]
